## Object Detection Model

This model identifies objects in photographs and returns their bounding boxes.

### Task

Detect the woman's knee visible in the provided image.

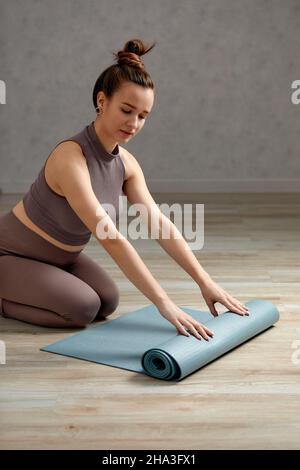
[97,284,120,319]
[66,291,101,327]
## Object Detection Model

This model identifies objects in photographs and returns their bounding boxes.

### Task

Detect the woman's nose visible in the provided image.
[127,115,139,128]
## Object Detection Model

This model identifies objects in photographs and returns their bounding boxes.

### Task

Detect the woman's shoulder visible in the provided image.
[44,141,88,196]
[49,140,87,168]
[53,140,85,157]
[50,141,133,182]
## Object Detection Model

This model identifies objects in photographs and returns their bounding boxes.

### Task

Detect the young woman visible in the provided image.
[0,39,249,339]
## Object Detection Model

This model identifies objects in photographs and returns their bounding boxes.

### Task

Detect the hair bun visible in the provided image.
[113,38,156,70]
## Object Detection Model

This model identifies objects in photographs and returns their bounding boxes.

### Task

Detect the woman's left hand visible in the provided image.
[199,276,250,317]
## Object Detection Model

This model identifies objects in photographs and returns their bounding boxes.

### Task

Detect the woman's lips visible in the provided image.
[120,129,134,135]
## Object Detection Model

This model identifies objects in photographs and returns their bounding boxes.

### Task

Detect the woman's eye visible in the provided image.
[121,109,146,120]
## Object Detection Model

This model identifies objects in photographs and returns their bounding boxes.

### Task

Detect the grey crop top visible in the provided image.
[22,121,125,245]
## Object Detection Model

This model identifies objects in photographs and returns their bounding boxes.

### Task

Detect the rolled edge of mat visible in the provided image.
[141,348,181,381]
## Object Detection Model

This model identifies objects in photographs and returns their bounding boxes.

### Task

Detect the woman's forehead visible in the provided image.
[116,84,154,109]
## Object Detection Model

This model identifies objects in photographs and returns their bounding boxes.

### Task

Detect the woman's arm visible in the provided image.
[122,148,249,317]
[149,210,210,286]
[99,234,171,307]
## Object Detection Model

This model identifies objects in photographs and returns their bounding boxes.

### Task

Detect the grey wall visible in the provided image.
[0,0,299,193]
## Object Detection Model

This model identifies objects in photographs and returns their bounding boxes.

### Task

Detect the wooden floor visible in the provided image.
[0,192,299,450]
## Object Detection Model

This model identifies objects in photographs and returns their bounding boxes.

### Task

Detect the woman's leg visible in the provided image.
[65,252,120,320]
[0,254,101,328]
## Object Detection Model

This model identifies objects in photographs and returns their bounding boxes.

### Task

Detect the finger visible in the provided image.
[236,302,250,315]
[233,300,250,315]
[191,321,213,340]
[207,302,218,317]
[202,325,214,337]
[242,304,250,314]
[187,321,211,341]
[226,300,247,316]
[175,321,191,337]
[197,325,211,341]
[183,321,203,340]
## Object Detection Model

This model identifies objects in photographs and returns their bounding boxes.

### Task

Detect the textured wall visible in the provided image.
[0,0,299,193]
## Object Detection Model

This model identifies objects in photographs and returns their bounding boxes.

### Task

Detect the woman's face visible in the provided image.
[97,81,154,142]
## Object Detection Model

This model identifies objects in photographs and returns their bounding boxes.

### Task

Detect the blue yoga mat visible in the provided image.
[41,299,279,381]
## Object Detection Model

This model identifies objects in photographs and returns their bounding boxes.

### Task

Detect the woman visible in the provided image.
[0,38,249,339]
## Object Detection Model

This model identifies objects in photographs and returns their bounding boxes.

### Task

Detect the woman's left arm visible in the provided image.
[121,149,250,317]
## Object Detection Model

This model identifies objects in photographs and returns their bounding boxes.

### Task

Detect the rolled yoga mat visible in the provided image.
[41,299,279,381]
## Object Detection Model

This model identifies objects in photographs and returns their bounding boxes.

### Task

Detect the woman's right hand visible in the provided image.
[156,298,214,341]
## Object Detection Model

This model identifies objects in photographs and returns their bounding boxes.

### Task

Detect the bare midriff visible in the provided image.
[12,201,87,252]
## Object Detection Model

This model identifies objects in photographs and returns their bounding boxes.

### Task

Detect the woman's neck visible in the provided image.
[93,117,118,154]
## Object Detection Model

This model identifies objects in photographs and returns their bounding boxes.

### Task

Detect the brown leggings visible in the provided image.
[0,210,119,328]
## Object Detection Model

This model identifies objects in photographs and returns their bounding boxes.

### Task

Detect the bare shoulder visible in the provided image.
[45,141,89,196]
[52,140,86,163]
[49,141,89,176]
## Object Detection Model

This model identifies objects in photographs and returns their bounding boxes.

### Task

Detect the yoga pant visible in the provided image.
[0,210,120,328]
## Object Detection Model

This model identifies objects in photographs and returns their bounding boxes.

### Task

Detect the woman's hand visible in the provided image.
[199,276,250,317]
[156,298,214,341]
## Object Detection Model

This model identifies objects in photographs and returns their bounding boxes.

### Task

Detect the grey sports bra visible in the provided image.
[22,121,125,245]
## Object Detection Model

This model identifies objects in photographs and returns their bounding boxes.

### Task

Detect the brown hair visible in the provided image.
[92,38,156,110]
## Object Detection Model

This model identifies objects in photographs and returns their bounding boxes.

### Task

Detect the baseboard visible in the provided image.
[0,178,299,194]
[148,179,300,192]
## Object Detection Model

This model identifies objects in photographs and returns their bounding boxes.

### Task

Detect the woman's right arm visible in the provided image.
[53,144,214,341]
